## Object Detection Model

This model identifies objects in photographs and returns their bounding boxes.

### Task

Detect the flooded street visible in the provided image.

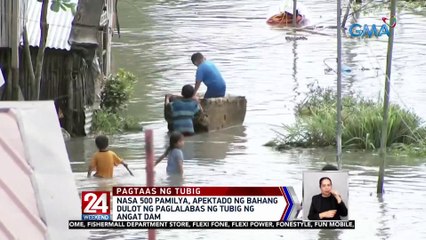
[66,0,426,239]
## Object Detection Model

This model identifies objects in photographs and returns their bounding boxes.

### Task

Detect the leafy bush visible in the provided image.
[91,69,140,134]
[100,69,137,114]
[91,110,141,135]
[91,110,122,135]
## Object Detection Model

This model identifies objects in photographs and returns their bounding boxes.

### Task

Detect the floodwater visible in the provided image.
[66,0,426,239]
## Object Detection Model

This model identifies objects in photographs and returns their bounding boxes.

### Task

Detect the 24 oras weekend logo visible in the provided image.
[81,191,111,220]
[349,16,397,38]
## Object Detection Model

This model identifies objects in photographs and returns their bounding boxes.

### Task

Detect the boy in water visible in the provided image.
[165,84,202,136]
[87,135,133,178]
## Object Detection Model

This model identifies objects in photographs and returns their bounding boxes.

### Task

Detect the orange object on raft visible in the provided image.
[267,12,304,26]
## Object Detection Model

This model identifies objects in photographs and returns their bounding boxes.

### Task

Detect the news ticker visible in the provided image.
[69,220,356,229]
[81,187,300,222]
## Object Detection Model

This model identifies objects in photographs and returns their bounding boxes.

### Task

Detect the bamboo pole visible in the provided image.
[4,0,12,99]
[145,129,156,240]
[293,0,297,27]
[377,0,397,194]
[11,0,20,100]
[336,0,343,169]
[105,0,113,76]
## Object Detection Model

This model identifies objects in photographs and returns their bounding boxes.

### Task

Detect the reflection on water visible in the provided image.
[318,229,342,240]
[164,174,185,187]
[65,0,426,239]
[376,195,390,240]
[189,126,247,161]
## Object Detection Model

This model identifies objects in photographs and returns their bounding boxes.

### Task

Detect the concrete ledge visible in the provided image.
[164,95,247,133]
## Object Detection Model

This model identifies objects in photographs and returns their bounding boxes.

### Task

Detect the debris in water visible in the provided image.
[342,65,351,72]
[285,36,308,41]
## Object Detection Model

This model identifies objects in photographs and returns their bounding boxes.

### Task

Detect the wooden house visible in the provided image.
[0,0,120,136]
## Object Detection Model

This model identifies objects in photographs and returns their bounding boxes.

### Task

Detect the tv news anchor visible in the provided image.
[308,177,348,220]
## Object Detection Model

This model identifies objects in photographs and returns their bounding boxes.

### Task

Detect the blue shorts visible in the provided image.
[204,86,226,98]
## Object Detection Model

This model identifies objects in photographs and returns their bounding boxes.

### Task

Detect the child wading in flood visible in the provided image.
[165,84,202,136]
[154,131,184,176]
[87,135,133,178]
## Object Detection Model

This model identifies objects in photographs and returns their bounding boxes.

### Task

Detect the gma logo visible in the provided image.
[349,17,397,38]
[349,24,391,38]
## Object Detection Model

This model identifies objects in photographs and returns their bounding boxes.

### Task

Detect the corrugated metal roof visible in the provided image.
[24,0,79,50]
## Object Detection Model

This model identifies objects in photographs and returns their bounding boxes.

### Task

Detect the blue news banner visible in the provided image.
[72,187,356,229]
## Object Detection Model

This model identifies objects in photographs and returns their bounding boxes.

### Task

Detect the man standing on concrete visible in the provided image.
[191,52,226,99]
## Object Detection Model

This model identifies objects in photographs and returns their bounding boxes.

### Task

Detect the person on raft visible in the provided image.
[191,52,227,99]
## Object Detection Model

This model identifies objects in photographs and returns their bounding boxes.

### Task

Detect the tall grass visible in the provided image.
[268,85,426,155]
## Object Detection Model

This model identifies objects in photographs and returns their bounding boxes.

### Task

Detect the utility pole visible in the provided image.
[336,0,343,170]
[377,0,397,194]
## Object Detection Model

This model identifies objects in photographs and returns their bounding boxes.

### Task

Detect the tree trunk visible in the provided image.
[23,26,36,100]
[34,0,49,100]
[342,0,354,29]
